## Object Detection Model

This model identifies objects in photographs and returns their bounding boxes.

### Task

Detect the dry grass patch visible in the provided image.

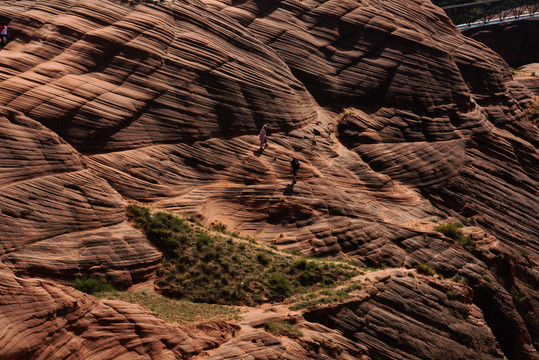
[98,291,241,325]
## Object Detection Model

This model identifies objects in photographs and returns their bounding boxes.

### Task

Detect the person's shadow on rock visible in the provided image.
[253,148,265,157]
[283,182,294,195]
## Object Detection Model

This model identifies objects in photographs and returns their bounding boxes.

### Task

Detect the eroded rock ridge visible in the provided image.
[0,0,537,359]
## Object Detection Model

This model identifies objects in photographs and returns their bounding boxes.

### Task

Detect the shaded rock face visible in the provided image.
[205,0,538,254]
[464,19,539,68]
[206,0,498,112]
[304,272,506,360]
[0,0,537,359]
[0,0,315,153]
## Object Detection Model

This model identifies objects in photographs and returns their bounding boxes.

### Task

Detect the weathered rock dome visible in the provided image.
[0,0,537,358]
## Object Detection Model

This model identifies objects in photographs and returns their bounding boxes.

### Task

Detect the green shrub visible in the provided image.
[434,222,464,239]
[73,276,114,295]
[202,248,216,262]
[434,222,475,251]
[456,235,476,251]
[245,235,257,244]
[126,204,152,227]
[452,275,468,285]
[268,273,291,299]
[257,252,270,266]
[298,270,322,286]
[446,290,458,300]
[196,231,212,244]
[212,221,227,233]
[514,291,527,303]
[416,263,436,276]
[264,320,303,338]
[292,259,307,271]
[146,228,179,256]
[127,205,193,258]
[482,274,493,283]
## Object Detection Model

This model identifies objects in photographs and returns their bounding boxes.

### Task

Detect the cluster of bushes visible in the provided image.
[416,263,436,276]
[73,276,114,294]
[434,221,476,251]
[126,204,358,305]
[264,319,303,338]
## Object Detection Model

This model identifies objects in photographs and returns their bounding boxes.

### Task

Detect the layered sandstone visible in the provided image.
[464,19,539,68]
[0,0,537,359]
[0,264,238,359]
[0,106,161,287]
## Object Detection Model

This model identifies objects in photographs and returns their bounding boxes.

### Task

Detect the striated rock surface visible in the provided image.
[0,264,238,359]
[196,269,510,360]
[303,270,507,360]
[191,269,507,360]
[0,0,537,359]
[0,106,161,287]
[0,0,315,153]
[205,0,538,253]
[463,19,539,68]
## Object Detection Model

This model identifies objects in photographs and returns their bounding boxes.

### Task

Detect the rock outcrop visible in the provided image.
[0,0,537,359]
[0,106,162,287]
[0,263,239,359]
[303,270,506,360]
[463,19,539,68]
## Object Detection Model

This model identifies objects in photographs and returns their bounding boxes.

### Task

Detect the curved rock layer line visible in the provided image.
[0,0,316,153]
[0,265,238,359]
[0,0,537,359]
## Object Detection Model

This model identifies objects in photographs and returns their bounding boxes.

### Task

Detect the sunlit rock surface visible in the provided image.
[0,264,238,359]
[0,0,537,358]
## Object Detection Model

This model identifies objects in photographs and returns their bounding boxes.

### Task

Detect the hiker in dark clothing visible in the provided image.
[0,23,8,48]
[290,156,300,183]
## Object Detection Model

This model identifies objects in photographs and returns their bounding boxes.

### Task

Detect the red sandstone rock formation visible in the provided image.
[0,0,537,359]
[463,20,539,68]
[0,106,162,287]
[0,263,239,359]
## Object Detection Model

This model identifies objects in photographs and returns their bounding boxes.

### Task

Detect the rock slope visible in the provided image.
[463,19,539,68]
[0,263,238,359]
[0,0,537,359]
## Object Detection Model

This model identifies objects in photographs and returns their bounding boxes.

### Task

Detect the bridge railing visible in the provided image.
[439,0,539,28]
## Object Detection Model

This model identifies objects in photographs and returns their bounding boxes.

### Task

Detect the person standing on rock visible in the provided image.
[290,156,300,183]
[258,124,268,149]
[0,23,8,48]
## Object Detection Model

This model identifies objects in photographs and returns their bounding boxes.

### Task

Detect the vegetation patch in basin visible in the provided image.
[127,204,359,306]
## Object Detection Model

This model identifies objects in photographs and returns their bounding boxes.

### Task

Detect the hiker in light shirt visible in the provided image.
[258,124,268,150]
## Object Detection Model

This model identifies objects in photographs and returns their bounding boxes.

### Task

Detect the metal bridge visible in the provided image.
[440,0,539,30]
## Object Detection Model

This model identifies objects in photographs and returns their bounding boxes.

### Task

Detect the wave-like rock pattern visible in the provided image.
[0,97,160,286]
[205,0,538,250]
[304,271,506,360]
[0,265,238,359]
[0,0,538,359]
[0,0,315,153]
